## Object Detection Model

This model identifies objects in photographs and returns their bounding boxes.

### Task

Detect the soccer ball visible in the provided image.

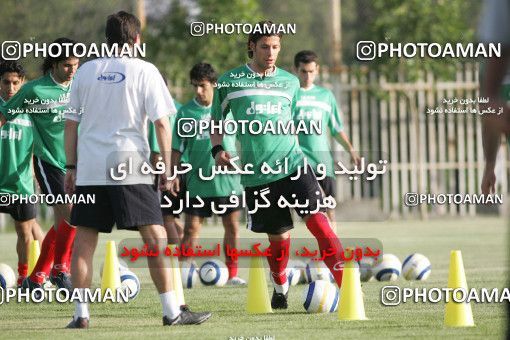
[358,257,375,282]
[302,280,339,313]
[180,261,199,289]
[120,270,140,300]
[286,267,301,286]
[305,260,334,283]
[199,260,228,286]
[288,260,307,284]
[372,254,401,281]
[402,253,431,281]
[0,263,15,289]
[100,258,129,278]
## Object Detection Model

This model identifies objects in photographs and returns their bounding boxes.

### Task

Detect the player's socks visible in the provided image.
[52,220,76,276]
[306,212,344,286]
[225,255,238,279]
[267,238,290,294]
[29,226,56,284]
[160,291,181,319]
[74,288,90,319]
[17,263,28,286]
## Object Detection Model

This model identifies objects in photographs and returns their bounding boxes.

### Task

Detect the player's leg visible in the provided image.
[66,185,113,328]
[139,223,211,325]
[245,181,293,309]
[161,187,185,244]
[221,209,245,285]
[174,218,184,241]
[4,202,44,289]
[109,184,210,326]
[320,177,337,234]
[31,219,44,244]
[267,231,291,308]
[14,218,33,287]
[291,167,345,287]
[33,156,76,287]
[163,215,181,245]
[180,213,204,263]
[68,225,98,328]
[302,212,344,285]
[52,203,75,278]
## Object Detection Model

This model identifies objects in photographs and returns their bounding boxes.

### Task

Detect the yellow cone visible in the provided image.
[444,250,474,327]
[168,244,185,306]
[101,240,121,296]
[246,256,272,314]
[28,240,40,275]
[338,251,367,320]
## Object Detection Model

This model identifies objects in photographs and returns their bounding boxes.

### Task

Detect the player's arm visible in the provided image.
[154,116,173,189]
[64,77,81,194]
[64,119,79,194]
[210,85,232,167]
[168,113,186,195]
[145,68,178,191]
[481,49,510,194]
[147,121,161,167]
[329,91,361,166]
[0,113,5,127]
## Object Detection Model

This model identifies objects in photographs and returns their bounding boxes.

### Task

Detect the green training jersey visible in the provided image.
[148,101,182,152]
[211,64,304,187]
[0,97,35,195]
[0,73,70,172]
[173,98,242,197]
[294,85,344,178]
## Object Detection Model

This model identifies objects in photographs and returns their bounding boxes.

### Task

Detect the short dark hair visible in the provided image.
[41,37,80,75]
[294,50,319,68]
[247,21,283,58]
[0,60,25,79]
[105,11,141,47]
[189,63,217,83]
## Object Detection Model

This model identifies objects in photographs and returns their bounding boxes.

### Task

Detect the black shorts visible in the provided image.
[161,174,186,217]
[33,156,65,205]
[0,198,36,222]
[184,195,243,218]
[70,184,164,233]
[318,176,336,198]
[245,165,324,235]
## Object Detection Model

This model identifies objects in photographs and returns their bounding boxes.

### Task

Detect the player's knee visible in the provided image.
[14,221,32,238]
[268,231,290,242]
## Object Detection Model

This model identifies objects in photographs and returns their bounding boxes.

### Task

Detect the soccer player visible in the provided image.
[211,21,346,308]
[0,60,44,286]
[170,62,245,285]
[0,38,80,291]
[293,50,360,230]
[64,11,211,328]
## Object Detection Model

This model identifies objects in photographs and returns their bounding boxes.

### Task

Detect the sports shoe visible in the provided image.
[66,317,89,329]
[162,305,211,326]
[226,276,246,285]
[271,288,288,309]
[50,271,72,291]
[21,277,44,300]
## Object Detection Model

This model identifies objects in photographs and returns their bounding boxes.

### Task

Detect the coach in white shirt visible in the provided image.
[64,11,211,329]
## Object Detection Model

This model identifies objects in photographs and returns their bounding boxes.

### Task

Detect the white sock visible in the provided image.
[74,289,89,319]
[271,273,289,295]
[160,291,180,319]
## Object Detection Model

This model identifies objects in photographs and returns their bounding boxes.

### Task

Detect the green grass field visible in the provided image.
[0,217,508,339]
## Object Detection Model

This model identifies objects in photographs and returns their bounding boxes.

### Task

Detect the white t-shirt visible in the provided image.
[66,56,176,185]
